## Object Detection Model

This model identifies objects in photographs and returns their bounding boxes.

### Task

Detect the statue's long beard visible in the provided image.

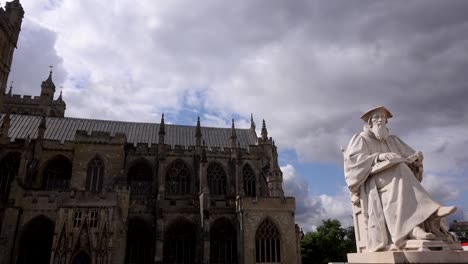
[372,125,389,141]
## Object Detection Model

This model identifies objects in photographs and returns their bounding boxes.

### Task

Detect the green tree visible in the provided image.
[301,219,356,264]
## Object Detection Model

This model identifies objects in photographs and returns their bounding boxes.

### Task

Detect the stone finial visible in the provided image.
[230,119,237,139]
[261,119,268,140]
[7,82,13,96]
[159,113,165,134]
[195,116,202,146]
[250,113,256,130]
[39,114,46,129]
[57,89,63,101]
[158,113,165,144]
[229,118,238,148]
[38,114,46,140]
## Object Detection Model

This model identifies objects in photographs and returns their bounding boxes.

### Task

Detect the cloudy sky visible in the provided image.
[4,0,468,231]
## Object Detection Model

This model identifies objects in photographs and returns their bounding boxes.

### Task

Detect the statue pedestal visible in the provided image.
[348,251,468,264]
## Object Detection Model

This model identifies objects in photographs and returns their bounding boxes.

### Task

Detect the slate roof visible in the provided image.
[0,114,258,148]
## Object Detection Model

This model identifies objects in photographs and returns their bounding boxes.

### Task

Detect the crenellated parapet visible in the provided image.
[1,70,66,117]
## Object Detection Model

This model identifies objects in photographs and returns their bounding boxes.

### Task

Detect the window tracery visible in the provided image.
[166,160,190,195]
[127,161,153,196]
[86,157,104,192]
[43,156,72,191]
[255,218,281,264]
[207,163,226,195]
[243,164,256,197]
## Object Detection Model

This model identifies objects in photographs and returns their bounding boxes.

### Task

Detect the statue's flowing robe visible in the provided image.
[344,127,441,252]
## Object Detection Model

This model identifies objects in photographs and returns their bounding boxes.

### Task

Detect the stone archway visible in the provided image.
[163,218,197,263]
[16,216,55,264]
[125,218,155,264]
[210,218,238,264]
[71,250,91,264]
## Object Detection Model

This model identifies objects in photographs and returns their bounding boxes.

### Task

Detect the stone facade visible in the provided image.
[0,1,302,263]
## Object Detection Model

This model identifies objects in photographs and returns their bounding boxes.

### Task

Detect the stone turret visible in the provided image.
[40,69,56,102]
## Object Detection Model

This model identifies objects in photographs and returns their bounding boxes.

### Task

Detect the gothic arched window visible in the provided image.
[243,164,256,197]
[166,160,190,195]
[0,152,20,203]
[125,218,154,264]
[255,218,281,264]
[210,218,238,264]
[127,161,153,196]
[163,219,197,263]
[43,156,72,191]
[86,157,104,192]
[207,163,226,195]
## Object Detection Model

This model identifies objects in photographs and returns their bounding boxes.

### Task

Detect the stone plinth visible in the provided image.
[348,251,468,264]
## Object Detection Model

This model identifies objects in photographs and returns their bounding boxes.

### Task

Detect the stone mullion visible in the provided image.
[157,159,166,200]
[236,161,243,197]
[202,220,210,264]
[154,218,164,264]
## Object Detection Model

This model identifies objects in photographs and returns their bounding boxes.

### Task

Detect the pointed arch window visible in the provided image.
[255,218,281,264]
[43,156,72,191]
[86,157,104,192]
[243,164,256,197]
[128,161,153,196]
[207,163,226,195]
[0,152,20,204]
[166,160,190,195]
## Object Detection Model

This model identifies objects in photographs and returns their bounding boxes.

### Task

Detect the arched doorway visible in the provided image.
[125,218,154,264]
[71,250,91,264]
[17,216,55,264]
[163,219,197,263]
[210,218,238,264]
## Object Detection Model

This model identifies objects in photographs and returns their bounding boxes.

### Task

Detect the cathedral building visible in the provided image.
[0,1,302,263]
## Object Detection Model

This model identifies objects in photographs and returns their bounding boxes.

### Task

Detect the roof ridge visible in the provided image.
[2,113,252,130]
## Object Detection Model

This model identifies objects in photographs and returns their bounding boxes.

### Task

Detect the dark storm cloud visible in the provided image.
[8,18,66,97]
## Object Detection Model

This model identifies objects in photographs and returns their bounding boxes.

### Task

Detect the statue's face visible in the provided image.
[371,110,387,127]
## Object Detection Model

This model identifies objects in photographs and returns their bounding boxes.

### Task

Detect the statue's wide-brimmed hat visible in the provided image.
[360,106,393,122]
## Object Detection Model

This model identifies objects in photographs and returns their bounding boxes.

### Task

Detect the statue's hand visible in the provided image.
[378,152,401,161]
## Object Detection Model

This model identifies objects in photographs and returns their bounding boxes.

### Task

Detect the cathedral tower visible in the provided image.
[0,0,24,95]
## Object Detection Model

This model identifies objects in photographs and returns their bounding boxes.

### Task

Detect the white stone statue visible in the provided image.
[344,106,456,252]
